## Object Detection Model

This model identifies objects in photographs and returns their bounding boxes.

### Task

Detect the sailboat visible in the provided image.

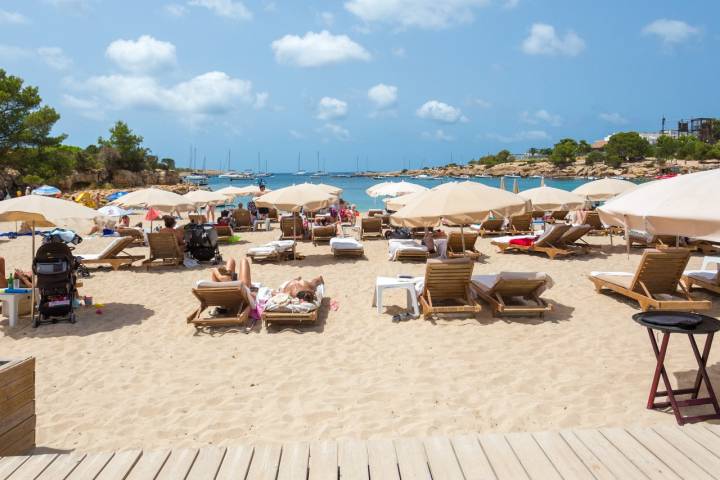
[310,151,327,177]
[294,153,306,175]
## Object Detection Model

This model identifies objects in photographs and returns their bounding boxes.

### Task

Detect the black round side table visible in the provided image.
[633,311,720,425]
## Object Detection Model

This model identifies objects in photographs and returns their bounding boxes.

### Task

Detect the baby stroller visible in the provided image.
[32,232,81,327]
[184,223,222,264]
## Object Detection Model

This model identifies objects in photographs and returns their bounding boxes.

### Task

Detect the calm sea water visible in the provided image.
[208,174,602,211]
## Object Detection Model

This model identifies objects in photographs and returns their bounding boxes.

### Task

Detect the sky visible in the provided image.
[1,0,717,172]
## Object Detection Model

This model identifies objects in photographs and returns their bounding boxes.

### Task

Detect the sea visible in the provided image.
[206,174,618,212]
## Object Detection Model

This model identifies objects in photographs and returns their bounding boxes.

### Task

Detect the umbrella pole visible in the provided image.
[31,221,35,324]
[460,225,466,256]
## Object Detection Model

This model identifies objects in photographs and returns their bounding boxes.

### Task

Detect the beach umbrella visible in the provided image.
[540,176,545,187]
[183,189,229,207]
[384,191,427,212]
[314,183,343,196]
[214,186,251,198]
[499,177,506,191]
[97,205,134,217]
[573,178,638,201]
[31,185,61,197]
[366,181,427,198]
[0,195,103,323]
[109,187,194,213]
[255,183,335,212]
[519,186,586,212]
[598,169,720,242]
[224,184,270,196]
[512,178,519,194]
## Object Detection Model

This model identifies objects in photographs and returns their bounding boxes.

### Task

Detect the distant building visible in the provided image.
[591,140,607,150]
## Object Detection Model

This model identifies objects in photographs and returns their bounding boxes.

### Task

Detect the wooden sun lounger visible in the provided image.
[331,242,364,257]
[360,217,383,240]
[447,232,481,260]
[492,224,573,259]
[629,232,684,248]
[311,225,336,245]
[279,216,304,240]
[247,242,297,263]
[142,232,184,270]
[117,227,145,246]
[262,285,325,327]
[268,208,279,222]
[410,227,427,239]
[584,211,623,236]
[78,236,144,270]
[419,258,481,318]
[472,274,552,317]
[232,209,253,231]
[189,214,207,224]
[683,256,720,295]
[214,225,233,243]
[508,213,534,235]
[550,210,568,221]
[187,284,252,328]
[589,248,712,312]
[475,218,505,237]
[556,224,595,253]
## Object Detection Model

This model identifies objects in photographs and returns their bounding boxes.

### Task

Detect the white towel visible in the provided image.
[388,239,428,261]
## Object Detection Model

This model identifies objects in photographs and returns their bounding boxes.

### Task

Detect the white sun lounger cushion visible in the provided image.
[388,239,428,260]
[330,237,363,249]
[472,272,553,293]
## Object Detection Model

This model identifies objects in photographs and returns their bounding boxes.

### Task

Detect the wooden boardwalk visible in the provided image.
[1,424,720,479]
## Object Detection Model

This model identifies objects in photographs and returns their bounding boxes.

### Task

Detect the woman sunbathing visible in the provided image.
[0,257,34,288]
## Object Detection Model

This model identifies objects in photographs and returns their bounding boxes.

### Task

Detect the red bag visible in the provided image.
[509,237,535,246]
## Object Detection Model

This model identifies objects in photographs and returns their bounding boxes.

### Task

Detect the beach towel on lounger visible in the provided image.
[259,282,324,313]
[472,272,554,294]
[330,237,363,250]
[388,239,428,261]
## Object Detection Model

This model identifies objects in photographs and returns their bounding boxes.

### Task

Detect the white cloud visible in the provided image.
[416,100,467,123]
[253,92,269,110]
[503,0,519,8]
[316,97,348,120]
[521,109,561,126]
[106,35,177,73]
[599,112,628,125]
[368,84,398,110]
[522,23,585,56]
[164,4,188,16]
[271,30,371,67]
[37,47,72,70]
[391,46,406,57]
[423,129,454,142]
[642,19,699,45]
[487,130,549,143]
[344,0,490,29]
[289,129,305,139]
[0,10,28,24]
[471,98,492,108]
[188,0,252,20]
[318,11,335,27]
[62,94,104,120]
[318,123,350,141]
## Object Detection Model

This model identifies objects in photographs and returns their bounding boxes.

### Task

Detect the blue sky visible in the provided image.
[1,0,717,172]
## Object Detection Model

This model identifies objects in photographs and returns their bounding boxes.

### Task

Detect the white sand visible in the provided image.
[1,223,718,452]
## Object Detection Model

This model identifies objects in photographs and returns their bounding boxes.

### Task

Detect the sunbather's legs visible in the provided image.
[335,222,343,236]
[239,257,251,286]
[211,258,236,282]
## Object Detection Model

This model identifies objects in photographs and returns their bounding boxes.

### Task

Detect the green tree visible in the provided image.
[577,140,592,155]
[605,132,650,161]
[585,151,604,165]
[655,135,677,160]
[550,138,578,165]
[496,149,513,163]
[97,121,149,171]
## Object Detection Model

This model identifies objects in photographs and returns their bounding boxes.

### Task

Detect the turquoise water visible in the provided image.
[208,174,600,211]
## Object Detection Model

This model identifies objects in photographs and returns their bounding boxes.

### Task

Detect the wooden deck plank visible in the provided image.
[0,455,29,480]
[65,452,114,479]
[339,439,368,480]
[125,449,171,480]
[5,454,57,480]
[571,429,648,480]
[308,440,337,480]
[477,433,529,480]
[531,431,595,480]
[186,446,226,480]
[558,430,615,480]
[652,426,720,480]
[704,424,720,438]
[277,442,309,480]
[35,452,86,480]
[245,443,282,480]
[216,445,254,480]
[366,439,399,480]
[155,448,198,480]
[680,425,720,455]
[600,428,680,479]
[627,427,713,480]
[449,435,496,480]
[422,436,464,480]
[95,449,142,480]
[393,438,431,480]
[505,433,561,480]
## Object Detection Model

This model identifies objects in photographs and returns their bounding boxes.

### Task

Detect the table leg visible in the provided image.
[376,287,383,314]
[647,329,684,424]
[690,333,713,399]
[688,333,720,415]
[8,298,18,328]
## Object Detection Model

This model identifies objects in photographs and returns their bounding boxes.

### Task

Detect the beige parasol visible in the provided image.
[183,189,229,207]
[314,183,343,196]
[518,186,586,211]
[367,181,427,198]
[110,188,195,213]
[254,183,336,213]
[573,178,637,201]
[214,186,250,198]
[384,190,427,212]
[598,169,720,242]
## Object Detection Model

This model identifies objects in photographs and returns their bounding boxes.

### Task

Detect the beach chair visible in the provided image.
[330,237,364,257]
[531,210,545,219]
[410,227,427,239]
[187,281,252,328]
[311,224,336,245]
[589,248,711,312]
[78,236,144,270]
[232,209,253,232]
[247,240,296,262]
[368,209,384,217]
[628,231,684,248]
[508,213,534,234]
[360,217,383,240]
[472,272,553,317]
[447,232,481,260]
[262,283,325,327]
[189,214,207,224]
[279,216,304,240]
[550,210,568,222]
[418,258,481,319]
[556,224,595,253]
[683,256,720,295]
[214,225,233,243]
[268,208,279,222]
[142,232,184,270]
[492,224,573,260]
[474,218,505,237]
[388,239,429,262]
[117,227,145,246]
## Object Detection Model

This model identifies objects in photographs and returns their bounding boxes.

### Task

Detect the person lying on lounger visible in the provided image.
[0,257,34,288]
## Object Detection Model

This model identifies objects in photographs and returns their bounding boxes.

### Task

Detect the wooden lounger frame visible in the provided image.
[79,236,145,270]
[311,225,336,245]
[589,248,712,312]
[117,227,145,246]
[508,213,534,235]
[475,218,505,237]
[683,257,720,295]
[279,216,304,240]
[473,277,552,317]
[360,217,383,240]
[419,258,481,318]
[447,232,482,260]
[189,214,207,224]
[332,245,364,258]
[492,224,573,260]
[232,209,253,231]
[248,243,296,263]
[142,232,184,270]
[187,286,251,328]
[395,249,429,262]
[214,225,233,243]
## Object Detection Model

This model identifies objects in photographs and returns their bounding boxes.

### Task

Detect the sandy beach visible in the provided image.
[1,222,718,453]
